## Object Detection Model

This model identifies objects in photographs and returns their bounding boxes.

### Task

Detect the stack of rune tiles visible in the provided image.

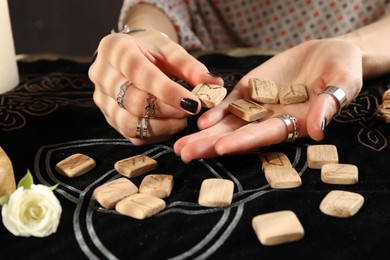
[55,153,173,220]
[259,152,302,189]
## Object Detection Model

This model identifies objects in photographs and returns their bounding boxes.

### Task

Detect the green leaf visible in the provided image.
[17,170,34,189]
[0,195,10,206]
[50,183,59,191]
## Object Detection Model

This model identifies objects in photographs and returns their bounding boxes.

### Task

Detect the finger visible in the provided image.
[197,88,243,129]
[197,72,261,129]
[178,136,222,163]
[97,33,202,115]
[94,90,188,139]
[129,135,174,146]
[155,40,225,87]
[103,109,179,145]
[90,60,188,118]
[306,92,337,141]
[174,114,247,161]
[114,79,188,119]
[307,82,360,141]
[214,116,302,156]
[129,30,225,87]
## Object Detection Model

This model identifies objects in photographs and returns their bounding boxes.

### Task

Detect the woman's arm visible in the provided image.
[341,16,390,79]
[121,3,179,42]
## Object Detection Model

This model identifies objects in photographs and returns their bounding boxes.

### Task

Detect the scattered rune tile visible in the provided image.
[192,83,227,108]
[307,144,339,169]
[115,155,158,178]
[252,210,305,246]
[55,153,96,178]
[228,98,267,122]
[264,167,302,189]
[249,78,279,104]
[279,83,308,104]
[115,193,166,220]
[93,178,138,209]
[198,178,234,207]
[259,152,292,170]
[0,146,16,196]
[321,163,359,185]
[319,190,364,218]
[139,174,174,199]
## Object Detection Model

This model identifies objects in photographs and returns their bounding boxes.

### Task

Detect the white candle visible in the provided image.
[0,0,19,94]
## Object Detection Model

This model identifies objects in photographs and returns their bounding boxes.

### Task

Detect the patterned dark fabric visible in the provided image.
[0,56,389,260]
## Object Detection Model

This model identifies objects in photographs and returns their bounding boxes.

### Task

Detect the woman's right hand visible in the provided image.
[88,28,223,145]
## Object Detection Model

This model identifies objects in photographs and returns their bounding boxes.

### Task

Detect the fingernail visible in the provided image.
[321,118,327,132]
[207,71,220,78]
[208,72,224,83]
[180,98,198,114]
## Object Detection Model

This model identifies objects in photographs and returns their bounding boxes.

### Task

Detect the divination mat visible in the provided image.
[0,54,389,260]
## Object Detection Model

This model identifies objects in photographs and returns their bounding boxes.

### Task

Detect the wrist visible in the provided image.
[337,24,390,79]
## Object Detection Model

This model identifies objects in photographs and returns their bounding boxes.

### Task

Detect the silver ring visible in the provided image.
[135,117,150,139]
[121,25,147,34]
[136,118,142,138]
[117,80,131,109]
[145,95,157,118]
[142,117,149,138]
[278,114,299,142]
[318,85,348,115]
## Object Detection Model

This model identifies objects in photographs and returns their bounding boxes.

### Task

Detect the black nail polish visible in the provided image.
[321,118,327,132]
[207,71,220,78]
[180,98,198,114]
[91,50,98,64]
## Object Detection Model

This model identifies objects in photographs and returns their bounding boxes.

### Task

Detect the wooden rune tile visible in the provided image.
[259,152,292,170]
[252,210,305,246]
[55,153,96,178]
[383,89,390,101]
[228,99,267,122]
[192,83,227,108]
[115,155,158,178]
[93,178,138,209]
[0,146,16,197]
[319,190,364,218]
[279,83,308,104]
[139,174,174,198]
[115,193,166,220]
[307,144,339,169]
[264,167,302,189]
[249,78,279,104]
[321,163,359,185]
[198,178,234,207]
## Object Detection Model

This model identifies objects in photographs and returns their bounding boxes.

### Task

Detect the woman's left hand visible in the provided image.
[174,39,363,162]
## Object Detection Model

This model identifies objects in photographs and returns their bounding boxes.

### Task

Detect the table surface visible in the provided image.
[0,54,389,260]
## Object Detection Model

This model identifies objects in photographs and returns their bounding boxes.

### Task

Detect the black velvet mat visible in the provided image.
[0,54,389,260]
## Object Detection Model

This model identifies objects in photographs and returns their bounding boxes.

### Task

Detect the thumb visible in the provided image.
[307,85,349,141]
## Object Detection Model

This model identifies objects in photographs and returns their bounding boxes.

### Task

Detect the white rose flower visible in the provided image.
[1,184,62,237]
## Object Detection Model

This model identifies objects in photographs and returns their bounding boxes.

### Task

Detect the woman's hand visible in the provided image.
[174,39,363,162]
[88,29,223,145]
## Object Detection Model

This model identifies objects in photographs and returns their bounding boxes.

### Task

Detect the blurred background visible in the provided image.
[8,0,123,57]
